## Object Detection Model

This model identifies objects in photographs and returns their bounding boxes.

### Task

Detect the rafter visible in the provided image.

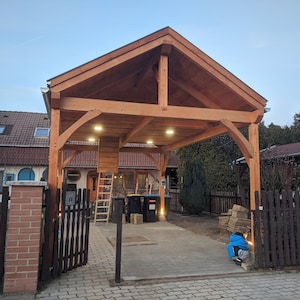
[169,77,221,109]
[120,117,154,147]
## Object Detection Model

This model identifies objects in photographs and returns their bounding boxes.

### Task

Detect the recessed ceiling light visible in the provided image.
[94,125,103,131]
[88,137,96,142]
[147,140,153,144]
[166,129,174,135]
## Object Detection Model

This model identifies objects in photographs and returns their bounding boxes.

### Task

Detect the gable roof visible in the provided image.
[43,27,267,151]
[236,142,300,164]
[0,111,50,147]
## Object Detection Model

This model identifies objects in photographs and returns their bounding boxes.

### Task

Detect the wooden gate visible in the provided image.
[0,187,9,286]
[253,189,300,268]
[40,188,91,283]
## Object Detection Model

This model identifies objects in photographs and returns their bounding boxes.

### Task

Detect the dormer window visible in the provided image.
[34,127,50,137]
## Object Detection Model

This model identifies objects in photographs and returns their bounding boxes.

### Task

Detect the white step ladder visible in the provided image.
[94,173,114,224]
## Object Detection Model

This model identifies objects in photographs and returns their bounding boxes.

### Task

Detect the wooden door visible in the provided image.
[87,171,98,202]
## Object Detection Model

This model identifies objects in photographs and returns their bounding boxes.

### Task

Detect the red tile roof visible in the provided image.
[0,111,50,147]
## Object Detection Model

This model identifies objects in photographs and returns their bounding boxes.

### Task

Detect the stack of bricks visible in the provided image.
[227,204,250,233]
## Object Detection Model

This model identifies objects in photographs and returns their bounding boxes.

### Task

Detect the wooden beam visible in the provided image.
[220,119,254,165]
[248,123,261,209]
[162,124,233,152]
[120,117,154,147]
[158,55,168,110]
[61,97,260,124]
[57,110,102,150]
[169,77,221,109]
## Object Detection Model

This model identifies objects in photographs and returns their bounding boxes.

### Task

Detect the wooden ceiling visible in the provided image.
[43,27,267,153]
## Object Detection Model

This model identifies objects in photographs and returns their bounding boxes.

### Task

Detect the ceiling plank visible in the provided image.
[60,97,261,124]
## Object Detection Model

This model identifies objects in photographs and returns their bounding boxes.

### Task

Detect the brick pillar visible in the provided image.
[3,182,46,294]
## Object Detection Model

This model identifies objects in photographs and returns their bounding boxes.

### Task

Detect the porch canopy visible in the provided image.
[42,27,266,216]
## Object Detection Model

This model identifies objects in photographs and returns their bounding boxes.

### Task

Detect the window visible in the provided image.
[41,168,48,181]
[34,127,50,137]
[18,168,35,180]
[6,173,15,182]
[0,125,5,134]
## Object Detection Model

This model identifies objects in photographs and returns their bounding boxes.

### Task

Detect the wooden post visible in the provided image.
[248,123,261,245]
[158,54,168,110]
[159,151,171,220]
[48,107,61,263]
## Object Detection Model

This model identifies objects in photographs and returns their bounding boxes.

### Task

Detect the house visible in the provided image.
[236,142,300,190]
[0,110,178,199]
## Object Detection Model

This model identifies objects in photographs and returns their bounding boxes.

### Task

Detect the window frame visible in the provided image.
[34,127,50,138]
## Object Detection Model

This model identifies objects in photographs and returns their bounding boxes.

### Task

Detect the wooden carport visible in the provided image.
[42,27,266,242]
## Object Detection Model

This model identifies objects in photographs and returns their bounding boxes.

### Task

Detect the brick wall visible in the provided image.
[3,183,45,294]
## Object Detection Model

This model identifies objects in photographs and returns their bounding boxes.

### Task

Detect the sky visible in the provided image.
[0,0,299,127]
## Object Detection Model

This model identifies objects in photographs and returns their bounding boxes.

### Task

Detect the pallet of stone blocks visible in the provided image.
[227,204,250,233]
[218,209,232,230]
[130,213,143,225]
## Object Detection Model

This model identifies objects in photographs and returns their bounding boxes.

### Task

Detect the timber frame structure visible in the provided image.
[42,27,266,240]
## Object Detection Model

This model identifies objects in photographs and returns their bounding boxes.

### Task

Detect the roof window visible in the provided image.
[34,127,50,137]
[0,125,5,134]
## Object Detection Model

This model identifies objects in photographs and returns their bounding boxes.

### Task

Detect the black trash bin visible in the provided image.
[126,194,143,222]
[111,196,125,223]
[143,194,157,222]
[144,194,171,222]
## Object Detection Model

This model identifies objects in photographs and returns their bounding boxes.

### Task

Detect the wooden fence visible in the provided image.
[40,188,91,283]
[253,189,300,269]
[168,189,249,215]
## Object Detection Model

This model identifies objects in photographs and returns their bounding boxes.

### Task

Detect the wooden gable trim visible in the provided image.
[50,36,171,93]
